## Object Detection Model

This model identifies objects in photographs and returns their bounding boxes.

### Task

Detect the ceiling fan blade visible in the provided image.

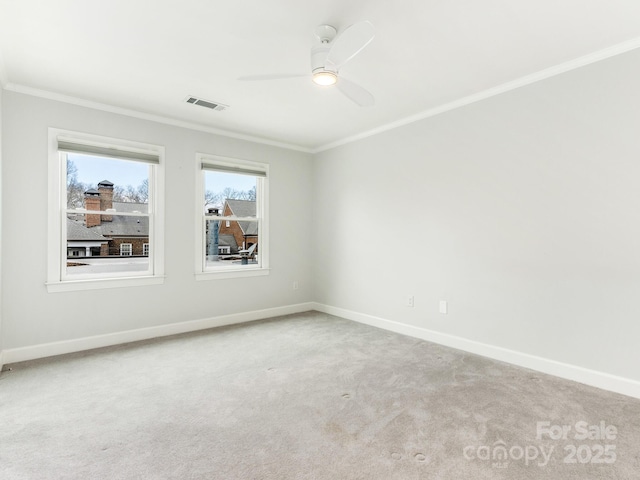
[238,74,307,81]
[325,21,375,70]
[336,77,374,107]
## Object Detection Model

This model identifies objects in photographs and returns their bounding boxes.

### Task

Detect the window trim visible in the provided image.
[47,128,165,292]
[194,153,269,280]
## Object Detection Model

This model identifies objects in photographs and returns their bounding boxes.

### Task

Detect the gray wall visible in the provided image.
[0,86,3,360]
[3,47,640,386]
[1,91,313,349]
[313,48,640,382]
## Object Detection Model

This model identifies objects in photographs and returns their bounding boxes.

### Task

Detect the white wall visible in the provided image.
[1,91,313,351]
[313,48,640,385]
[0,86,3,367]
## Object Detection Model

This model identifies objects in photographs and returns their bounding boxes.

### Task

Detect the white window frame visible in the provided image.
[120,243,133,256]
[195,153,269,280]
[47,128,165,292]
[143,243,150,256]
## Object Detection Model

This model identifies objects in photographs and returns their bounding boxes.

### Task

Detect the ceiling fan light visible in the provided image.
[312,70,338,86]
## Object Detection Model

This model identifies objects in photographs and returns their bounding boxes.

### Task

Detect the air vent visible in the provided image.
[184,96,228,112]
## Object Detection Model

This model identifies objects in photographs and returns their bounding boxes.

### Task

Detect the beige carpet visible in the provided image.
[1,311,639,479]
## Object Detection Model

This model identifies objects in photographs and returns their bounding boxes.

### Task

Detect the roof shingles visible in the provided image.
[225,199,258,236]
[66,218,109,242]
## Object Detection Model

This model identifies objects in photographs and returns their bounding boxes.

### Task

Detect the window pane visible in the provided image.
[204,217,259,269]
[203,171,257,215]
[203,170,259,270]
[66,214,149,276]
[65,153,151,277]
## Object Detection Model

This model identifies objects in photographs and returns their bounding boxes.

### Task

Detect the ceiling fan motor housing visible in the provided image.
[311,43,334,73]
[310,43,337,85]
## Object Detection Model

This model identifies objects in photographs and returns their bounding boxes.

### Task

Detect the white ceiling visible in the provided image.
[2,0,640,152]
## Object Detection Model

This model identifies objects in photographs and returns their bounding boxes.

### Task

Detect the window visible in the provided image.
[47,129,165,292]
[195,154,269,279]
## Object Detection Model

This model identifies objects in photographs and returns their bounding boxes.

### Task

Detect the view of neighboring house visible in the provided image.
[216,233,239,255]
[218,199,258,252]
[204,199,257,258]
[66,218,109,257]
[68,184,256,260]
[66,180,150,258]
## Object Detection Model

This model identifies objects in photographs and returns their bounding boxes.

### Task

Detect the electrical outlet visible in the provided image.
[407,296,414,307]
[293,281,299,290]
[439,300,448,314]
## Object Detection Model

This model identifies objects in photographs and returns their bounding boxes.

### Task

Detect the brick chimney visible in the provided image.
[84,188,101,228]
[98,180,114,222]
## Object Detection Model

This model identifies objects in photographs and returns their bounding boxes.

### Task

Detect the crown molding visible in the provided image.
[4,35,640,155]
[313,36,640,153]
[2,83,313,154]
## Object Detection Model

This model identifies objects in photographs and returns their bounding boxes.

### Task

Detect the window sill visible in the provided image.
[46,275,166,293]
[195,268,270,281]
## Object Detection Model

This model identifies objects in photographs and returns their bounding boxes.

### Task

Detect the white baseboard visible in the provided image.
[311,303,640,400]
[2,302,315,364]
[6,301,640,400]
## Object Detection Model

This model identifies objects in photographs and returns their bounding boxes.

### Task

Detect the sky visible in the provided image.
[70,154,256,193]
[69,154,148,188]
[204,171,255,193]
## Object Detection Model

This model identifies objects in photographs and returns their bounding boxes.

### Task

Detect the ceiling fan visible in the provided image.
[239,21,375,107]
